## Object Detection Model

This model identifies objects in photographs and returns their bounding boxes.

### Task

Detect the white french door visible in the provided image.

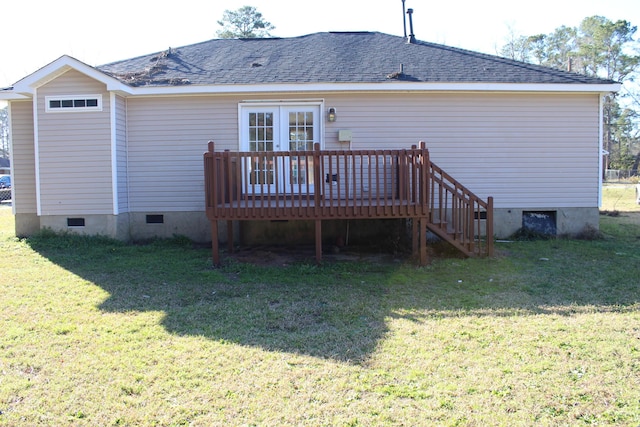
[240,104,321,194]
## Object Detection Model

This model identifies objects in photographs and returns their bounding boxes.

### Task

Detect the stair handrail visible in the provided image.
[421,142,493,257]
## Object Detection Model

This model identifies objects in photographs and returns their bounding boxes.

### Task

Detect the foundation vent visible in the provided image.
[146,214,164,224]
[67,218,85,227]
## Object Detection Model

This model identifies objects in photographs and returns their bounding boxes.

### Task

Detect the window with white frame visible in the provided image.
[45,95,102,112]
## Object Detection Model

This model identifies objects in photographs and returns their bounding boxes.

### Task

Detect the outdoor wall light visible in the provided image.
[327,107,337,122]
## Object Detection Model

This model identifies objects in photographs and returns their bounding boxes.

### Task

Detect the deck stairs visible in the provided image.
[205,141,493,264]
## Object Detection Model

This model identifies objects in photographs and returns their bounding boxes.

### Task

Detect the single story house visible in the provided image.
[0,31,620,252]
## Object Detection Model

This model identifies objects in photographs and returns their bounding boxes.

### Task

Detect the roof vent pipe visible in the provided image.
[402,0,407,40]
[407,8,416,43]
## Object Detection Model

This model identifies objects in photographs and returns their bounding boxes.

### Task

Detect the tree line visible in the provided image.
[499,15,640,172]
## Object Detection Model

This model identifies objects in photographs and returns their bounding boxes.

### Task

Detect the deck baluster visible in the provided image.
[205,141,493,266]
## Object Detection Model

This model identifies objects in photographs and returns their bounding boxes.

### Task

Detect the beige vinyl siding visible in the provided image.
[115,95,128,211]
[323,92,600,209]
[125,91,599,212]
[9,100,37,213]
[128,95,334,212]
[126,96,238,211]
[37,70,113,215]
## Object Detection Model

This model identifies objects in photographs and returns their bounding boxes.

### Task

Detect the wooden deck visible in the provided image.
[204,141,493,265]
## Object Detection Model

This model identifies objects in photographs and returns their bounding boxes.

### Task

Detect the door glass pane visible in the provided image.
[248,112,275,187]
[249,112,274,152]
[249,156,274,185]
[288,111,314,186]
[243,107,318,192]
[288,112,314,151]
[290,155,313,186]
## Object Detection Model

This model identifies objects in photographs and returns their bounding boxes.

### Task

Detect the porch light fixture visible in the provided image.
[327,107,337,122]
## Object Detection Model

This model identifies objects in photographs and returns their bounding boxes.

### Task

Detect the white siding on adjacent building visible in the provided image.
[9,100,36,213]
[36,70,113,215]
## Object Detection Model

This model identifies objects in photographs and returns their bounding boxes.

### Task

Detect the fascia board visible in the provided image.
[3,56,621,98]
[0,92,30,100]
[10,55,133,95]
[125,81,622,96]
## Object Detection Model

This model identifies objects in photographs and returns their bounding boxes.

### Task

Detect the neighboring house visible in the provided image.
[0,31,620,246]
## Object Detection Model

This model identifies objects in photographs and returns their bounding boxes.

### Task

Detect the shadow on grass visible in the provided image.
[25,227,640,363]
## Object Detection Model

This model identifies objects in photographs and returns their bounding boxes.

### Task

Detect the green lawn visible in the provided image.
[0,192,639,426]
[601,183,639,213]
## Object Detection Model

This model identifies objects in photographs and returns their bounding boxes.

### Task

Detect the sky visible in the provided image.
[1,0,639,91]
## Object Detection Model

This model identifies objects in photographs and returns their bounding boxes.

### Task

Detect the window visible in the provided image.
[239,102,322,194]
[46,95,102,112]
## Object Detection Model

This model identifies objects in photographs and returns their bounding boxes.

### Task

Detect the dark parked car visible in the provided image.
[0,175,11,201]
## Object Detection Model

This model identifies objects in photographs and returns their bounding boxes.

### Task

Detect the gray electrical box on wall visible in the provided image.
[338,130,352,143]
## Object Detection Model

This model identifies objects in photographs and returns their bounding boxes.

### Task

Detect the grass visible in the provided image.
[601,183,639,213]
[0,191,639,426]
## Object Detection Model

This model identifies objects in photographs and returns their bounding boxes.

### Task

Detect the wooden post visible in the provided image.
[410,144,418,214]
[411,218,418,257]
[487,197,494,257]
[313,143,321,215]
[419,217,428,266]
[313,144,323,264]
[211,220,219,266]
[207,141,219,266]
[315,219,322,264]
[227,220,233,254]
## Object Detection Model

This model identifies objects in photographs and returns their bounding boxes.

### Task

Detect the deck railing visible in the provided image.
[427,162,494,257]
[205,141,493,264]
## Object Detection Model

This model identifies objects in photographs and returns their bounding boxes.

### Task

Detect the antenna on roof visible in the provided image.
[402,0,407,40]
[407,8,416,43]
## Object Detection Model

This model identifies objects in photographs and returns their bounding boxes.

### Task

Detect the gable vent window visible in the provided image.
[46,95,102,112]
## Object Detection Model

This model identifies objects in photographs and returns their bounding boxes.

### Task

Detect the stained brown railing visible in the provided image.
[205,141,493,265]
[427,162,494,258]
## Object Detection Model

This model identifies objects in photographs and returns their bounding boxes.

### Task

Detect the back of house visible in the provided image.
[0,31,620,246]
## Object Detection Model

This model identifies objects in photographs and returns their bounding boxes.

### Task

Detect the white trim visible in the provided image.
[126,81,622,96]
[598,93,605,207]
[124,97,131,213]
[33,89,41,216]
[11,56,130,94]
[238,100,325,151]
[45,94,103,112]
[7,102,16,215]
[238,101,324,194]
[240,98,325,104]
[110,92,118,215]
[0,93,29,101]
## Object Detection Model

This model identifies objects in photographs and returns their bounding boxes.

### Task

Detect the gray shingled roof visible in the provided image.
[98,32,615,87]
